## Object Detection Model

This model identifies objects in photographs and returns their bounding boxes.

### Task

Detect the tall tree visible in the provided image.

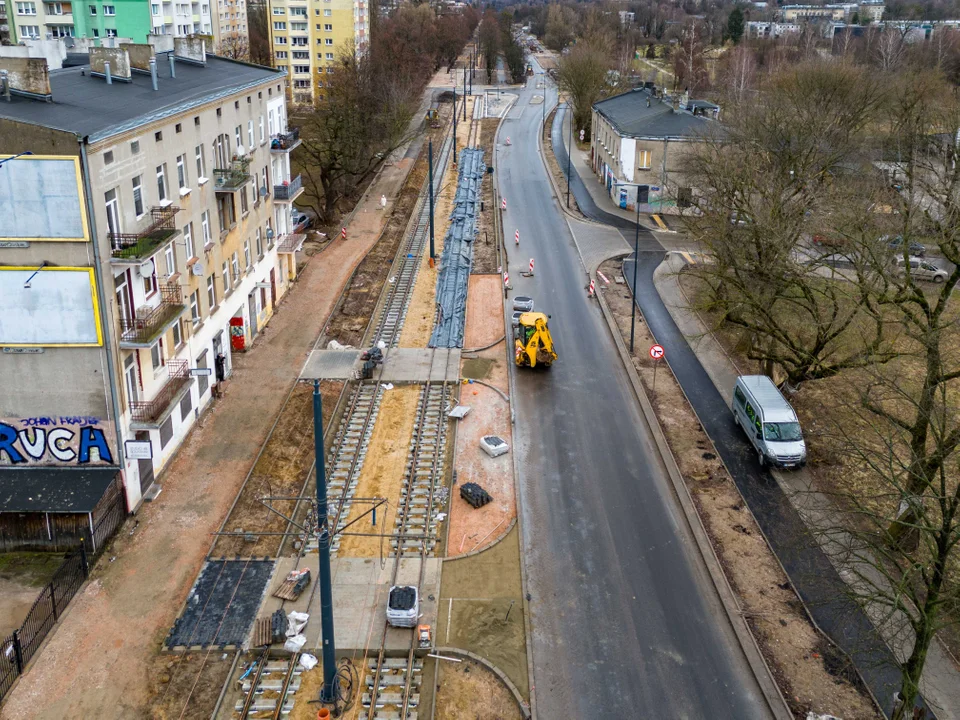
[726,6,745,44]
[556,41,612,136]
[673,20,709,92]
[246,0,271,66]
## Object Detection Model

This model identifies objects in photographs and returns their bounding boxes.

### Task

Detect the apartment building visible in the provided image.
[7,0,210,43]
[0,39,306,547]
[213,0,247,52]
[268,0,367,105]
[1,0,11,43]
[779,2,885,23]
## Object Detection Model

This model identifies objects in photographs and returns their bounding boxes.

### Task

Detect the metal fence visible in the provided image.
[0,545,89,704]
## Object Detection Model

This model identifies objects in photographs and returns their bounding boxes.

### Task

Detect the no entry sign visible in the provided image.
[649,344,665,360]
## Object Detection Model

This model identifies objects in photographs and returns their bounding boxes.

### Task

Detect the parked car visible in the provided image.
[812,233,846,249]
[893,256,948,283]
[884,235,926,257]
[291,207,312,233]
[512,296,535,313]
[732,375,807,469]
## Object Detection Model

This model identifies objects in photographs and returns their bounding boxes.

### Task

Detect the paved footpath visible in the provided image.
[0,140,422,720]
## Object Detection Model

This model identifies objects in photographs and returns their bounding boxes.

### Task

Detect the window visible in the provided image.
[156,164,168,203]
[175,123,182,134]
[195,144,206,181]
[235,125,242,150]
[637,150,652,170]
[273,20,286,29]
[291,36,307,46]
[323,23,332,30]
[183,222,195,259]
[231,252,240,279]
[190,290,201,324]
[217,195,235,231]
[291,21,306,30]
[275,36,287,44]
[294,79,310,89]
[247,120,254,149]
[92,28,99,37]
[154,130,162,142]
[194,116,200,127]
[207,275,216,309]
[244,239,251,269]
[240,186,248,214]
[272,6,284,13]
[324,8,331,15]
[290,5,306,14]
[259,116,264,143]
[105,28,117,37]
[150,341,164,370]
[222,261,231,294]
[89,4,96,14]
[143,266,157,297]
[324,38,333,45]
[131,140,140,154]
[292,50,308,59]
[325,52,334,60]
[103,150,114,165]
[103,4,115,14]
[293,65,310,74]
[132,175,145,217]
[256,227,263,257]
[172,319,183,348]
[16,3,37,15]
[164,243,176,276]
[275,50,288,58]
[677,187,693,208]
[19,25,40,37]
[176,154,188,190]
[104,188,121,238]
[45,2,62,14]
[152,3,160,14]
[201,210,211,245]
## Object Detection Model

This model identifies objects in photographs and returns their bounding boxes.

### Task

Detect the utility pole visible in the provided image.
[630,197,641,353]
[453,86,458,159]
[566,104,573,209]
[463,65,467,122]
[428,139,435,260]
[313,380,337,704]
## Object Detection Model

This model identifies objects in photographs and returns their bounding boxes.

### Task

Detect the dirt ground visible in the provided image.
[474,119,500,275]
[326,109,452,348]
[213,380,342,558]
[0,553,64,637]
[542,107,581,217]
[438,525,528,699]
[145,651,235,720]
[601,259,880,720]
[434,658,523,720]
[336,385,421,557]
[0,119,432,720]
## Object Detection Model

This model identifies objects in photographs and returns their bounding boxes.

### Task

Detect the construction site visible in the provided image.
[144,75,529,720]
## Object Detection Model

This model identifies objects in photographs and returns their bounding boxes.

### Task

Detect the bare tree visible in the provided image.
[673,19,709,92]
[217,33,250,62]
[721,43,756,106]
[556,40,612,136]
[876,25,911,71]
[247,0,272,67]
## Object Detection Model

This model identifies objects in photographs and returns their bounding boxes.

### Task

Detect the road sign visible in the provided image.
[649,344,665,360]
[191,367,214,377]
[579,129,585,141]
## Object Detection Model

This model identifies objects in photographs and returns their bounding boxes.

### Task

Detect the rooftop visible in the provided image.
[0,52,283,142]
[0,467,121,513]
[593,88,716,140]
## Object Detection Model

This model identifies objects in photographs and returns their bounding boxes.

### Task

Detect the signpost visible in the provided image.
[190,367,213,377]
[124,440,153,460]
[649,344,664,393]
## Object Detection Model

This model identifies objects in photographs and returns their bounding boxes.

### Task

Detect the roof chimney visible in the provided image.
[173,36,206,66]
[149,57,157,91]
[169,53,176,78]
[120,42,156,74]
[104,60,112,84]
[0,57,52,100]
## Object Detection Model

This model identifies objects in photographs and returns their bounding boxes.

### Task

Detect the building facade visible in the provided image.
[7,0,210,43]
[591,88,716,213]
[0,39,304,529]
[268,0,367,105]
[213,0,247,53]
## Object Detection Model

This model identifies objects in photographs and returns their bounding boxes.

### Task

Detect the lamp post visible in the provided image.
[566,103,573,209]
[614,183,646,353]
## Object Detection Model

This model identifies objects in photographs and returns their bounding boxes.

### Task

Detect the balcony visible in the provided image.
[273,173,303,202]
[213,157,252,193]
[270,128,301,153]
[117,284,186,348]
[129,360,192,426]
[109,206,181,263]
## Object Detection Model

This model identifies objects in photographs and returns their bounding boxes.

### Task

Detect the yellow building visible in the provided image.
[268,0,367,106]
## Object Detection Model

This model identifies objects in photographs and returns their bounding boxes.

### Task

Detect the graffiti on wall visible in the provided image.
[0,417,115,465]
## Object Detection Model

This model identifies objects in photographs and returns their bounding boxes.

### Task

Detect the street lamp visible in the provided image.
[615,182,646,353]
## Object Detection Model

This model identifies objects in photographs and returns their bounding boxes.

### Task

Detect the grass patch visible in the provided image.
[0,552,66,587]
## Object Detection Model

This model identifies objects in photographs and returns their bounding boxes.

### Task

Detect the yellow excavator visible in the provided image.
[514,312,557,369]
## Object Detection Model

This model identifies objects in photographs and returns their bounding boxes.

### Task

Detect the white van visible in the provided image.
[732,375,806,469]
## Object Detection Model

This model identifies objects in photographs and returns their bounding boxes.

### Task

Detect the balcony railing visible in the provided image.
[273,174,303,201]
[270,128,301,152]
[129,360,192,424]
[213,157,252,192]
[109,206,181,261]
[117,284,186,347]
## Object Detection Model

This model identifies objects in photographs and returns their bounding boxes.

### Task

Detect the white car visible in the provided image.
[894,256,948,283]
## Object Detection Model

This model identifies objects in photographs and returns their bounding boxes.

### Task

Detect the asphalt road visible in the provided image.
[546,102,919,717]
[501,63,771,718]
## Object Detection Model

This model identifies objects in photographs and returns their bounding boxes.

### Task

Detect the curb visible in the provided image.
[445,517,517,560]
[593,271,793,720]
[433,646,531,719]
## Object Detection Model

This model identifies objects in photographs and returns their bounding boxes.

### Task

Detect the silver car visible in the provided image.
[894,256,948,283]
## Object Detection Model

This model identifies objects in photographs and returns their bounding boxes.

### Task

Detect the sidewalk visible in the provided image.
[654,253,960,720]
[0,136,422,720]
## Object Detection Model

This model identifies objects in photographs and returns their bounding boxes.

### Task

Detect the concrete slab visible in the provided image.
[259,555,441,656]
[376,348,461,384]
[300,349,362,379]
